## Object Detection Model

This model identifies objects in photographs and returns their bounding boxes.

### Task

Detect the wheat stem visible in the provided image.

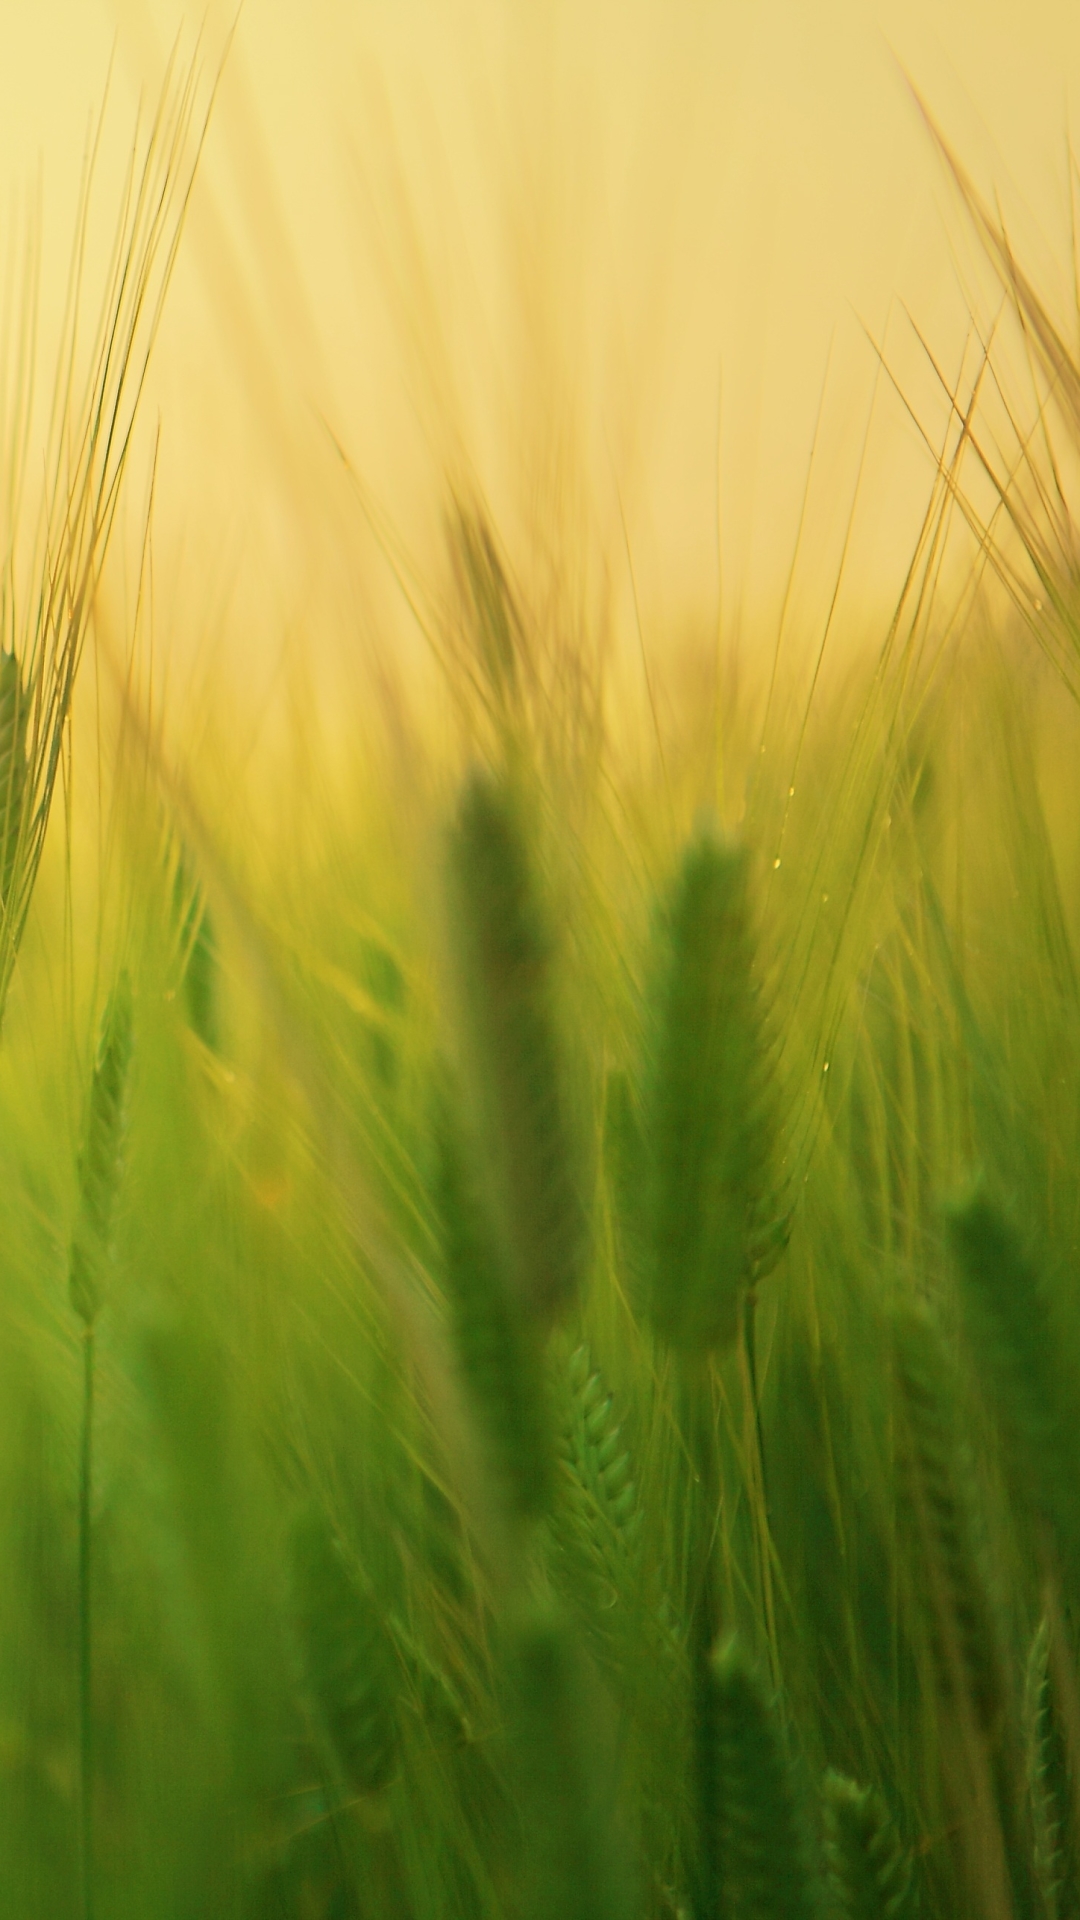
[77,1323,95,1920]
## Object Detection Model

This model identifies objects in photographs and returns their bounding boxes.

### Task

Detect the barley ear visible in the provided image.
[699,1634,821,1920]
[1025,1617,1080,1920]
[290,1506,399,1805]
[548,1342,643,1668]
[69,971,134,1328]
[822,1770,917,1920]
[447,769,586,1327]
[890,1298,1004,1737]
[645,831,772,1356]
[947,1186,1080,1582]
[508,1597,636,1920]
[890,1299,1041,1920]
[432,1077,555,1520]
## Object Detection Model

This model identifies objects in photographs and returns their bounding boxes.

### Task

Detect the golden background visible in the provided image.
[3,0,1079,687]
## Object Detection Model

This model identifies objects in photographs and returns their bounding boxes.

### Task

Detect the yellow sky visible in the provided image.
[3,0,1080,681]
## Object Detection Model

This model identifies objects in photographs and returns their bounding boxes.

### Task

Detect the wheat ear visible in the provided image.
[432,1079,554,1521]
[698,1634,820,1920]
[644,831,771,1357]
[1026,1616,1080,1920]
[447,769,586,1329]
[822,1770,917,1920]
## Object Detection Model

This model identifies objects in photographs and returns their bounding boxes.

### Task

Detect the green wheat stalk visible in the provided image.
[68,970,134,1920]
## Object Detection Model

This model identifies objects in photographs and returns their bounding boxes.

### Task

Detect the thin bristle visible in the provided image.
[0,649,26,921]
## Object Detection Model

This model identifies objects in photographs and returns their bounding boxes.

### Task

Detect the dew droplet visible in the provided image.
[773,857,781,869]
[1034,597,1043,612]
[788,785,795,797]
[822,1061,830,1073]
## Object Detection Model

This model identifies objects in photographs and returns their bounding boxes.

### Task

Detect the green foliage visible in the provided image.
[14,82,1080,1920]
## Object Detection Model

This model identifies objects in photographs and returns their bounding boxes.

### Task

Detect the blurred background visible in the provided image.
[2,0,1079,713]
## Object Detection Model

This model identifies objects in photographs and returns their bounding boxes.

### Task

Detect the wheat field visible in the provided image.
[4,12,1080,1919]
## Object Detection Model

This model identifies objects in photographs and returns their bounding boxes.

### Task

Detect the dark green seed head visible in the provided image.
[508,1597,636,1920]
[448,769,586,1327]
[701,1635,820,1920]
[432,1077,555,1520]
[890,1299,1003,1739]
[1026,1618,1080,1920]
[290,1507,399,1802]
[823,1770,917,1920]
[947,1185,1080,1579]
[646,831,771,1355]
